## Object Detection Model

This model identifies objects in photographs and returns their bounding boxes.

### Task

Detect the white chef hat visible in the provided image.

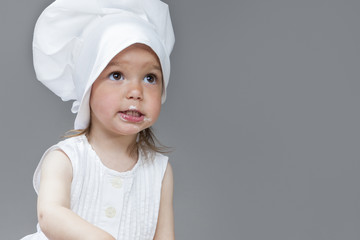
[33,0,175,129]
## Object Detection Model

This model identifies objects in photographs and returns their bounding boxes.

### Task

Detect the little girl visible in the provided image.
[21,0,175,239]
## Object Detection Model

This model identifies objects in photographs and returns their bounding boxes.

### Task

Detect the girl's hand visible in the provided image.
[37,149,116,240]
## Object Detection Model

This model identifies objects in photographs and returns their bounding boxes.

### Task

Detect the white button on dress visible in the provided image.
[110,177,123,188]
[105,207,116,218]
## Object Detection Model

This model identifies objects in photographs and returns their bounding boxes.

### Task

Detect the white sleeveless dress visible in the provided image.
[21,134,168,240]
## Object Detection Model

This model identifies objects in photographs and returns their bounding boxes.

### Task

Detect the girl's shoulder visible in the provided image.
[140,151,169,179]
[56,134,87,148]
[51,134,90,159]
[33,135,87,191]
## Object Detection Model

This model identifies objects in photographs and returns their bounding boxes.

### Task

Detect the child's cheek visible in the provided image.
[150,101,162,122]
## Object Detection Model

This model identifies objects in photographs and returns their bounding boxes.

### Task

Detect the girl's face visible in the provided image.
[89,43,163,137]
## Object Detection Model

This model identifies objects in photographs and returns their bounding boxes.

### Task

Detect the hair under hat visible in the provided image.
[33,0,175,129]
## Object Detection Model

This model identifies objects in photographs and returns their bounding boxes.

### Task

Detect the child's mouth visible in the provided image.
[122,110,142,117]
[119,110,145,123]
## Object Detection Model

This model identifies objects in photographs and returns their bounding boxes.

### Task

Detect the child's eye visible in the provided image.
[143,74,157,84]
[109,72,124,81]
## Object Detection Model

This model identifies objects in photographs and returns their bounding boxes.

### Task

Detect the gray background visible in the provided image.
[1,0,359,239]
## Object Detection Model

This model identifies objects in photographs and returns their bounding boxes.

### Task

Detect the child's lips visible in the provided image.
[119,110,145,123]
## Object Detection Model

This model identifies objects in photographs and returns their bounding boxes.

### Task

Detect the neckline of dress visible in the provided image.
[80,134,142,177]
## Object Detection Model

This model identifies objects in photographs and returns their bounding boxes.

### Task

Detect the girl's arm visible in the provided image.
[153,162,175,240]
[37,149,115,240]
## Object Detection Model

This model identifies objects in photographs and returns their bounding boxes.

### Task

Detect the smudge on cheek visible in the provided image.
[144,117,152,122]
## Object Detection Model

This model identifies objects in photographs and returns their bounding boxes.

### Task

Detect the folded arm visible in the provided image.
[37,149,115,240]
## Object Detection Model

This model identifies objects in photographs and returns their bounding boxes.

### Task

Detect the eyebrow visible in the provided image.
[106,61,162,71]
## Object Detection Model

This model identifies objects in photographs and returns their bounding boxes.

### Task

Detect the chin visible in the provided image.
[112,125,145,136]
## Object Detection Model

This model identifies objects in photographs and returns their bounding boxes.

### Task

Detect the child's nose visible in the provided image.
[126,81,143,101]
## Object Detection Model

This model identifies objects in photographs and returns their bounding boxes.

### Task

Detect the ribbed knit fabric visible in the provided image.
[21,135,168,240]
